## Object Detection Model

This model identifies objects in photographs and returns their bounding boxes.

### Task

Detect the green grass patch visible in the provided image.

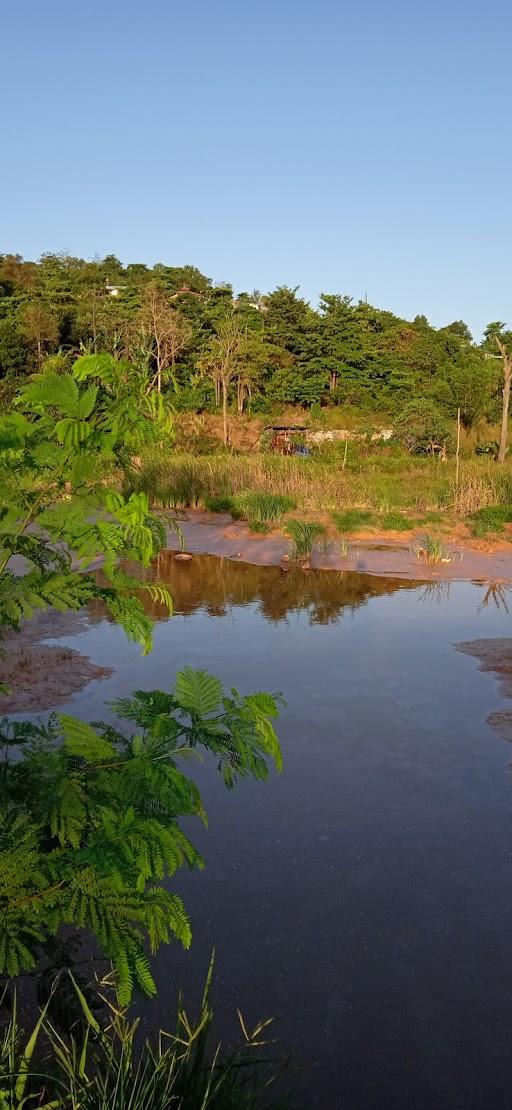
[470,505,512,538]
[380,511,414,531]
[235,491,296,526]
[203,493,235,513]
[248,520,270,534]
[332,509,376,532]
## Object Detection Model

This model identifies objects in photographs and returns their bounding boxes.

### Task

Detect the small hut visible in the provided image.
[264,425,310,455]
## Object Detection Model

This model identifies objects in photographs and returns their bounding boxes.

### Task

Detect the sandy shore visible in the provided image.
[165,509,512,583]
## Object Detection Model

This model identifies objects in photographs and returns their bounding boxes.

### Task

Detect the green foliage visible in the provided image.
[380,511,413,531]
[203,493,235,513]
[470,504,512,538]
[394,399,451,455]
[0,355,174,651]
[0,671,283,1005]
[0,962,291,1109]
[0,252,503,426]
[332,508,375,532]
[285,520,326,561]
[235,491,296,526]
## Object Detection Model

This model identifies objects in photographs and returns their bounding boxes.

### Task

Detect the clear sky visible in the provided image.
[2,0,510,338]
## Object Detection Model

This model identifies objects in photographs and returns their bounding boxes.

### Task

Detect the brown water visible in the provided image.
[33,555,512,1109]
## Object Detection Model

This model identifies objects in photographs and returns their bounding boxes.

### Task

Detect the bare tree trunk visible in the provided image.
[215,378,221,406]
[222,378,228,446]
[92,292,98,354]
[237,375,243,415]
[330,370,338,391]
[37,336,42,367]
[498,369,511,462]
[497,339,512,464]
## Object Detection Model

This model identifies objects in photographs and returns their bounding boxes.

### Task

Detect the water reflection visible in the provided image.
[93,552,425,626]
[477,582,511,614]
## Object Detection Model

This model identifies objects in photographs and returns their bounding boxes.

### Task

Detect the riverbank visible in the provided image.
[164,509,512,582]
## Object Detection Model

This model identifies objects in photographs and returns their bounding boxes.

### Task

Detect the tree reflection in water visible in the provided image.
[89,552,426,628]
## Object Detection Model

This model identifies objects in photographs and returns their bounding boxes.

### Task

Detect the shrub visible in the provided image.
[394,399,451,456]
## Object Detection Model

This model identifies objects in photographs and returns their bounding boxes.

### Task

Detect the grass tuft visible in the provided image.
[235,491,296,526]
[413,534,453,564]
[285,519,326,561]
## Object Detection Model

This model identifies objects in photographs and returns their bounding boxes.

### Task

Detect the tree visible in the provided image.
[0,351,283,1008]
[137,283,192,393]
[481,323,512,461]
[198,315,246,444]
[442,319,473,343]
[394,398,451,456]
[0,669,281,1005]
[19,301,59,366]
[0,353,175,652]
[0,318,27,378]
[495,333,512,463]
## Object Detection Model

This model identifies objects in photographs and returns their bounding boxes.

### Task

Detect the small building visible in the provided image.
[264,425,309,455]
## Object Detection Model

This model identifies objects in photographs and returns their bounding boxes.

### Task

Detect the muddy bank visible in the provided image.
[457,639,512,743]
[0,610,113,714]
[165,510,512,583]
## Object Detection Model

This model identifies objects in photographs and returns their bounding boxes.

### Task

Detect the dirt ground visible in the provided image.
[457,639,512,743]
[165,509,512,583]
[0,610,113,714]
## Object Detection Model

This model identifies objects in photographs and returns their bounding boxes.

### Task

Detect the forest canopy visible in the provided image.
[0,251,507,428]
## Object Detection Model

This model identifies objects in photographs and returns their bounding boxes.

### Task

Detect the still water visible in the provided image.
[41,555,512,1109]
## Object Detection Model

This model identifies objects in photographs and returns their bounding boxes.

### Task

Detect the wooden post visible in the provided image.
[342,440,348,472]
[455,407,461,492]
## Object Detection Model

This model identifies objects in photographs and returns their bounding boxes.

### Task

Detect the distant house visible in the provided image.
[264,425,309,455]
[105,282,124,297]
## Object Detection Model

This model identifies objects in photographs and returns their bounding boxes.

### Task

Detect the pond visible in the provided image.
[30,554,512,1109]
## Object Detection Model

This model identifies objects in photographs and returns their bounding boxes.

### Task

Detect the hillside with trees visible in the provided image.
[1,252,509,440]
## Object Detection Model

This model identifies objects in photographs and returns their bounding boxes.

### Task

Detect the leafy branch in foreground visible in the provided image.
[0,353,176,652]
[0,669,283,1006]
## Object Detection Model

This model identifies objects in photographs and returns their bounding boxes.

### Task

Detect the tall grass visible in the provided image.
[131,447,512,518]
[235,491,296,526]
[0,966,291,1110]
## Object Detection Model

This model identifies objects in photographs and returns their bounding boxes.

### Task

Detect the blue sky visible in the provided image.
[2,0,510,338]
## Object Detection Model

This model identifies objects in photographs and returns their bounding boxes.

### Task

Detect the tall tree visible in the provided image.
[19,301,59,366]
[138,283,191,393]
[483,322,512,462]
[198,315,246,444]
